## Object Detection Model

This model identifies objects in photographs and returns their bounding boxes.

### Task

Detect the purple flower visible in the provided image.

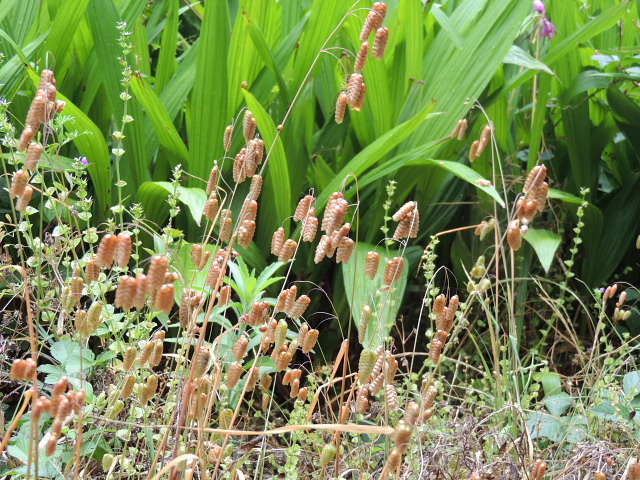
[80,156,89,165]
[533,0,545,13]
[541,18,557,39]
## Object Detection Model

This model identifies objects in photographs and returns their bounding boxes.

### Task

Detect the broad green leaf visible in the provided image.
[543,392,573,417]
[155,0,179,93]
[537,371,563,396]
[422,159,505,207]
[559,70,610,104]
[504,45,554,76]
[607,85,640,159]
[137,181,207,227]
[130,74,189,165]
[547,188,583,205]
[523,228,562,273]
[50,340,96,375]
[430,4,464,49]
[623,371,640,397]
[342,242,408,349]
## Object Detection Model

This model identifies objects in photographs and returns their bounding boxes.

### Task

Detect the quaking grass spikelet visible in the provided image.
[278,239,297,263]
[249,174,263,200]
[271,227,285,256]
[373,27,389,60]
[206,165,220,195]
[243,110,256,142]
[336,237,354,263]
[290,295,311,319]
[154,284,174,314]
[238,219,256,248]
[469,140,480,162]
[530,460,547,480]
[303,216,319,242]
[219,209,233,241]
[227,362,243,389]
[383,257,405,285]
[122,375,135,399]
[356,386,369,413]
[359,349,376,383]
[507,219,522,251]
[233,148,247,183]
[122,347,136,370]
[314,235,332,264]
[115,232,132,268]
[322,192,349,235]
[138,341,154,367]
[150,340,163,367]
[301,328,319,354]
[204,192,219,221]
[523,164,547,194]
[233,335,249,361]
[359,304,372,344]
[450,118,468,139]
[97,234,118,268]
[475,125,492,157]
[346,73,364,105]
[15,186,33,211]
[115,276,136,310]
[354,41,369,73]
[223,126,233,152]
[294,195,315,222]
[335,92,348,124]
[25,142,43,170]
[352,82,366,111]
[147,256,169,292]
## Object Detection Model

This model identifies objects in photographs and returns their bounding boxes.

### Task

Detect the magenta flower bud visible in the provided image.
[533,0,545,13]
[541,18,557,39]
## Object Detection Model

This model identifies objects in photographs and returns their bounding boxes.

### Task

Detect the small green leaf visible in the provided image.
[523,228,561,273]
[504,45,554,76]
[623,371,640,397]
[543,392,573,417]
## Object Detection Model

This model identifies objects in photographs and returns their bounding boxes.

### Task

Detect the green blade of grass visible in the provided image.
[155,0,179,94]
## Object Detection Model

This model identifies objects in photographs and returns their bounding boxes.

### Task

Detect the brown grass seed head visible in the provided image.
[355,41,369,73]
[373,27,389,60]
[335,92,348,124]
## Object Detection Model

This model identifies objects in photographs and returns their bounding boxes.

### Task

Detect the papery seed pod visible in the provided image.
[243,199,258,222]
[16,185,33,212]
[244,139,258,177]
[336,238,355,264]
[115,275,136,310]
[362,251,380,280]
[290,295,311,319]
[331,223,351,248]
[115,232,132,268]
[301,216,318,242]
[322,192,349,235]
[276,351,293,372]
[74,310,88,336]
[358,304,372,344]
[204,192,219,222]
[238,220,257,248]
[301,329,319,354]
[70,275,84,304]
[383,257,405,286]
[218,408,234,430]
[147,256,169,293]
[150,340,163,367]
[245,366,260,390]
[284,286,298,315]
[385,355,398,383]
[25,96,46,131]
[628,460,640,480]
[46,436,58,456]
[393,216,411,240]
[227,362,243,388]
[248,174,263,201]
[122,375,136,399]
[335,92,348,124]
[243,110,255,142]
[18,126,35,152]
[319,444,337,468]
[290,379,300,398]
[216,284,231,306]
[261,373,273,391]
[405,210,420,239]
[132,273,148,309]
[423,384,437,409]
[261,393,271,411]
[404,401,420,426]
[294,195,315,222]
[254,138,265,165]
[358,349,376,383]
[346,73,364,105]
[355,386,369,414]
[191,244,203,268]
[154,284,175,315]
[223,126,233,152]
[97,234,118,268]
[469,140,480,162]
[352,82,366,111]
[530,181,548,213]
[146,374,159,397]
[385,384,398,410]
[271,227,285,256]
[507,219,522,251]
[297,387,309,402]
[219,209,233,242]
[314,235,332,263]
[392,421,412,454]
[234,335,249,362]
[476,124,492,156]
[531,459,547,480]
[25,142,43,170]
[429,338,444,363]
[296,324,310,352]
[139,341,154,366]
[122,347,137,370]
[442,296,458,332]
[523,165,547,194]
[85,256,100,283]
[354,41,369,73]
[206,264,222,290]
[86,300,104,333]
[274,289,289,315]
[273,318,289,352]
[372,27,389,60]
[278,239,297,263]
[233,149,247,184]
[451,118,468,140]
[617,291,627,308]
